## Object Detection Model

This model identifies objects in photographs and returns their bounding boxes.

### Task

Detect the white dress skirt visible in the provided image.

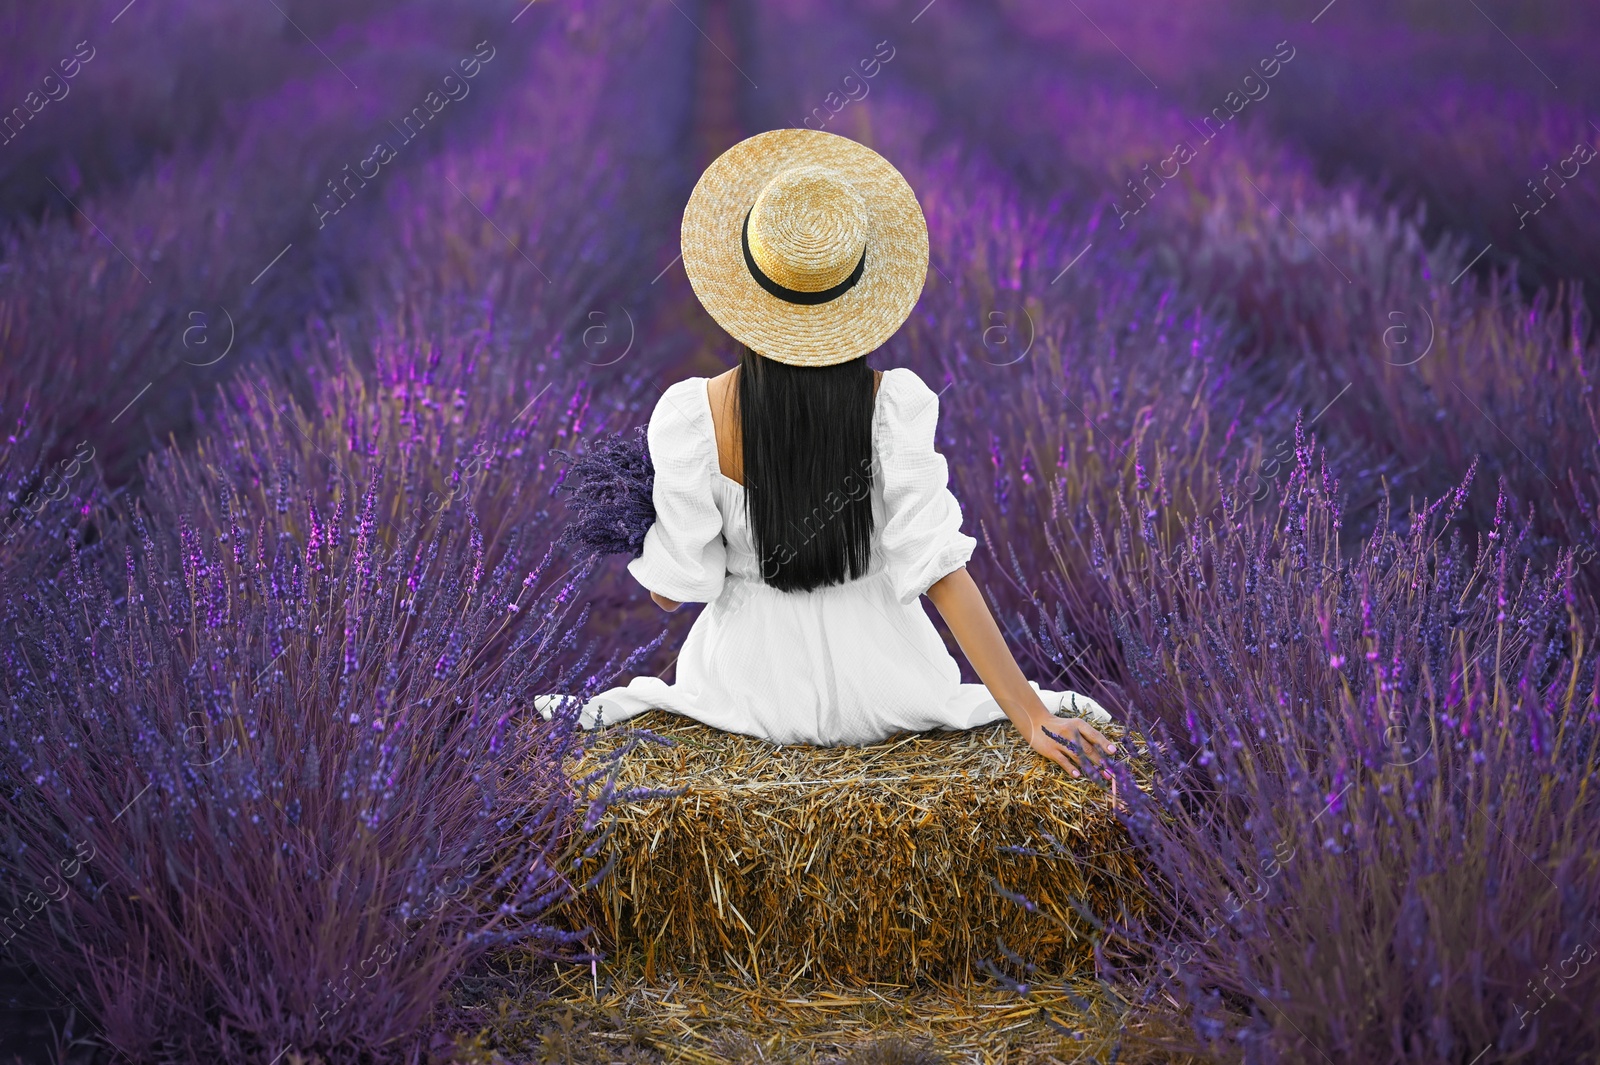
[558,367,1103,747]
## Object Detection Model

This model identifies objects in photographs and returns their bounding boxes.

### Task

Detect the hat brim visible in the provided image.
[681,129,929,368]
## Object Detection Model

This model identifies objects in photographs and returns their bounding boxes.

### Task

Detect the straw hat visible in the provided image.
[680,129,929,368]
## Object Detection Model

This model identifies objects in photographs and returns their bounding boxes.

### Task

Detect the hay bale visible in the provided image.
[551,711,1152,986]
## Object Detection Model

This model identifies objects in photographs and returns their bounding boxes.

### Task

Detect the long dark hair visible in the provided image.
[737,345,876,593]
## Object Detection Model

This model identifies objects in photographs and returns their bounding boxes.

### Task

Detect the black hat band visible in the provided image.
[741,208,867,306]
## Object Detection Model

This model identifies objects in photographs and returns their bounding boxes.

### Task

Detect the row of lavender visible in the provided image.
[800,0,1600,595]
[0,0,665,493]
[990,0,1600,292]
[745,3,1600,1061]
[0,1,695,1059]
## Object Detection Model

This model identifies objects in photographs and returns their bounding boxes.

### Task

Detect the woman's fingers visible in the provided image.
[1029,725,1081,776]
[1051,739,1105,781]
[1045,721,1118,780]
[1032,715,1125,779]
[1043,720,1106,770]
[1047,738,1083,777]
[1062,714,1119,757]
[1066,735,1108,774]
[1039,733,1084,778]
[1080,722,1118,757]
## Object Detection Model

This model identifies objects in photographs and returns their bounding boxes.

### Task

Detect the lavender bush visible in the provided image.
[0,361,665,1059]
[0,0,571,487]
[197,309,683,684]
[328,0,694,340]
[2,13,690,1023]
[0,1,513,221]
[992,0,1600,289]
[1005,444,1600,1062]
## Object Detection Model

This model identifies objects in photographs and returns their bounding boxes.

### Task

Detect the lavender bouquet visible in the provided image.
[551,426,657,558]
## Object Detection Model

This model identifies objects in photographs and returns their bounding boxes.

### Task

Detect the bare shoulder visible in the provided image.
[707,367,737,409]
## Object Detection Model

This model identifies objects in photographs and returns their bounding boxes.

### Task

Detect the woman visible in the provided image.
[541,129,1118,779]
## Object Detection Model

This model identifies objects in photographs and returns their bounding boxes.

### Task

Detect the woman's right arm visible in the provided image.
[926,566,1117,777]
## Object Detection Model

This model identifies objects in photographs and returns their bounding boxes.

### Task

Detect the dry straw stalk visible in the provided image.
[467,958,1211,1064]
[547,711,1154,987]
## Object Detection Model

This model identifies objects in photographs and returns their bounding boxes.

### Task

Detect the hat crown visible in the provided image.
[746,165,869,294]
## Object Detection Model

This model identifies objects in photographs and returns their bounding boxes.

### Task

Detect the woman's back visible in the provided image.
[704,365,882,489]
[644,365,970,605]
[706,364,888,590]
[588,364,990,744]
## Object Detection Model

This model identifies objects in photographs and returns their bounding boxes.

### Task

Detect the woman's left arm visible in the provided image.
[649,590,682,612]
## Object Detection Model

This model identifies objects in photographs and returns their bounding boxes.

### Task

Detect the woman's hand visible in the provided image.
[1025,713,1118,779]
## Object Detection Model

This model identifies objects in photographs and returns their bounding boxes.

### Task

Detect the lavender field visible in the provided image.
[3,0,1598,1062]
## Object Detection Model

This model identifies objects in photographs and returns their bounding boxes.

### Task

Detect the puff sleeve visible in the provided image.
[875,368,977,605]
[626,379,728,604]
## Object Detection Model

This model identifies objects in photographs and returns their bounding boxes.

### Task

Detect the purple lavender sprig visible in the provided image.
[549,426,656,559]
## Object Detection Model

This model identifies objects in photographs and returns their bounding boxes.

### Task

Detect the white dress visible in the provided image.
[565,367,1082,747]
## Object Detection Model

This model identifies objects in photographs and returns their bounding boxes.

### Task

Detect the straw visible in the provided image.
[458,955,1213,1065]
[544,710,1155,987]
